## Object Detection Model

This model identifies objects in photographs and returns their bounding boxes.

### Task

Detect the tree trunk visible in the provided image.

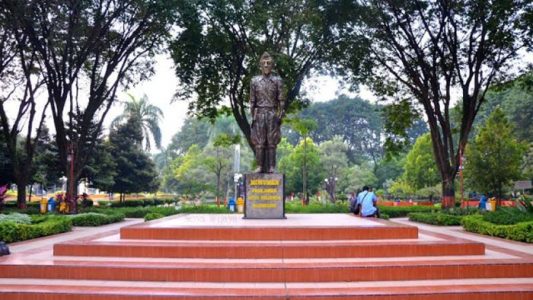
[16,179,28,209]
[441,178,455,209]
[302,137,308,205]
[28,184,33,203]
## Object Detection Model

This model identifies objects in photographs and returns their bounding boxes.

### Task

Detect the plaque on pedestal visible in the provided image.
[243,173,285,219]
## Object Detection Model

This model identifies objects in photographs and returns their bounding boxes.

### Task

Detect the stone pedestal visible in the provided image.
[243,173,285,219]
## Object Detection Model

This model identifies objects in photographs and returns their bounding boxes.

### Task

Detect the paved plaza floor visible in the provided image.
[0,214,532,299]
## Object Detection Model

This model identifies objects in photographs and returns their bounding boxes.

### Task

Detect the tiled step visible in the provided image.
[53,240,485,258]
[1,258,531,282]
[0,278,532,299]
[120,225,418,240]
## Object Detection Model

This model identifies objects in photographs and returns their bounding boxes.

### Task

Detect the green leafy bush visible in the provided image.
[70,212,125,226]
[178,205,232,214]
[144,212,165,221]
[86,206,181,218]
[285,201,348,213]
[0,216,72,243]
[482,208,533,225]
[462,215,533,243]
[409,212,462,226]
[0,213,32,224]
[142,199,155,206]
[111,200,145,207]
[378,205,435,218]
[442,207,480,216]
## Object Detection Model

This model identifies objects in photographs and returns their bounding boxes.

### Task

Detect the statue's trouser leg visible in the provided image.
[255,146,265,173]
[266,111,281,173]
[267,147,276,173]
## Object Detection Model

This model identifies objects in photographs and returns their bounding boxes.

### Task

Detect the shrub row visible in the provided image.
[69,212,125,226]
[285,201,348,213]
[107,198,176,208]
[482,208,533,225]
[86,206,181,218]
[144,212,165,221]
[408,212,462,226]
[462,215,533,243]
[178,205,229,214]
[0,216,72,243]
[378,205,435,218]
[0,213,32,224]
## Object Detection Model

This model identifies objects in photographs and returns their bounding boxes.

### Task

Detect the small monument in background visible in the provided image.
[244,52,285,219]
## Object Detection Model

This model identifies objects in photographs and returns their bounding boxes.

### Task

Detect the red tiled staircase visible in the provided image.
[1,214,532,299]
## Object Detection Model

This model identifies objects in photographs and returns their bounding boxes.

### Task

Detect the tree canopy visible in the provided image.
[170,0,343,149]
[331,0,532,207]
[464,108,527,200]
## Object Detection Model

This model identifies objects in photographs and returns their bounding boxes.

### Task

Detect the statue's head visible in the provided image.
[259,52,273,76]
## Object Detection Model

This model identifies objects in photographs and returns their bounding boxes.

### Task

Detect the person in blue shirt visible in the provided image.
[478,194,488,210]
[356,186,380,217]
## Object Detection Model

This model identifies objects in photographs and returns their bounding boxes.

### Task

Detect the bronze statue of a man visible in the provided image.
[250,52,285,173]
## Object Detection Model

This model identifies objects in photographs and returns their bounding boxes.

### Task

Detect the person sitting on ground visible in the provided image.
[356,186,380,218]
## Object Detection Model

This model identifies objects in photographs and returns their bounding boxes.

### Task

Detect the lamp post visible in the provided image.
[67,144,76,214]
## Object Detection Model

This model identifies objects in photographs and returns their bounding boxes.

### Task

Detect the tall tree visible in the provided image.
[476,72,533,143]
[109,116,159,202]
[334,0,532,207]
[319,136,349,202]
[3,0,176,212]
[170,0,342,149]
[172,144,212,196]
[300,95,384,164]
[278,137,323,197]
[168,117,211,157]
[0,8,48,208]
[285,118,318,202]
[464,108,527,203]
[203,133,240,205]
[112,94,164,151]
[31,125,62,190]
[402,134,440,190]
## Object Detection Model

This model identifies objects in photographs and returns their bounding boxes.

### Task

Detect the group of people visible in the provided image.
[349,186,380,218]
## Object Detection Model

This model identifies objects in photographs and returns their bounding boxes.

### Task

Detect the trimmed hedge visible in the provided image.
[178,205,232,214]
[70,212,125,226]
[86,206,181,218]
[378,205,435,218]
[144,212,165,221]
[408,212,462,226]
[482,208,533,225]
[285,201,348,213]
[0,216,72,243]
[108,198,176,208]
[462,215,533,243]
[0,213,32,224]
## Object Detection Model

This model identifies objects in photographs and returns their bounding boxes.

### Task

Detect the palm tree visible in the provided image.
[112,94,164,151]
